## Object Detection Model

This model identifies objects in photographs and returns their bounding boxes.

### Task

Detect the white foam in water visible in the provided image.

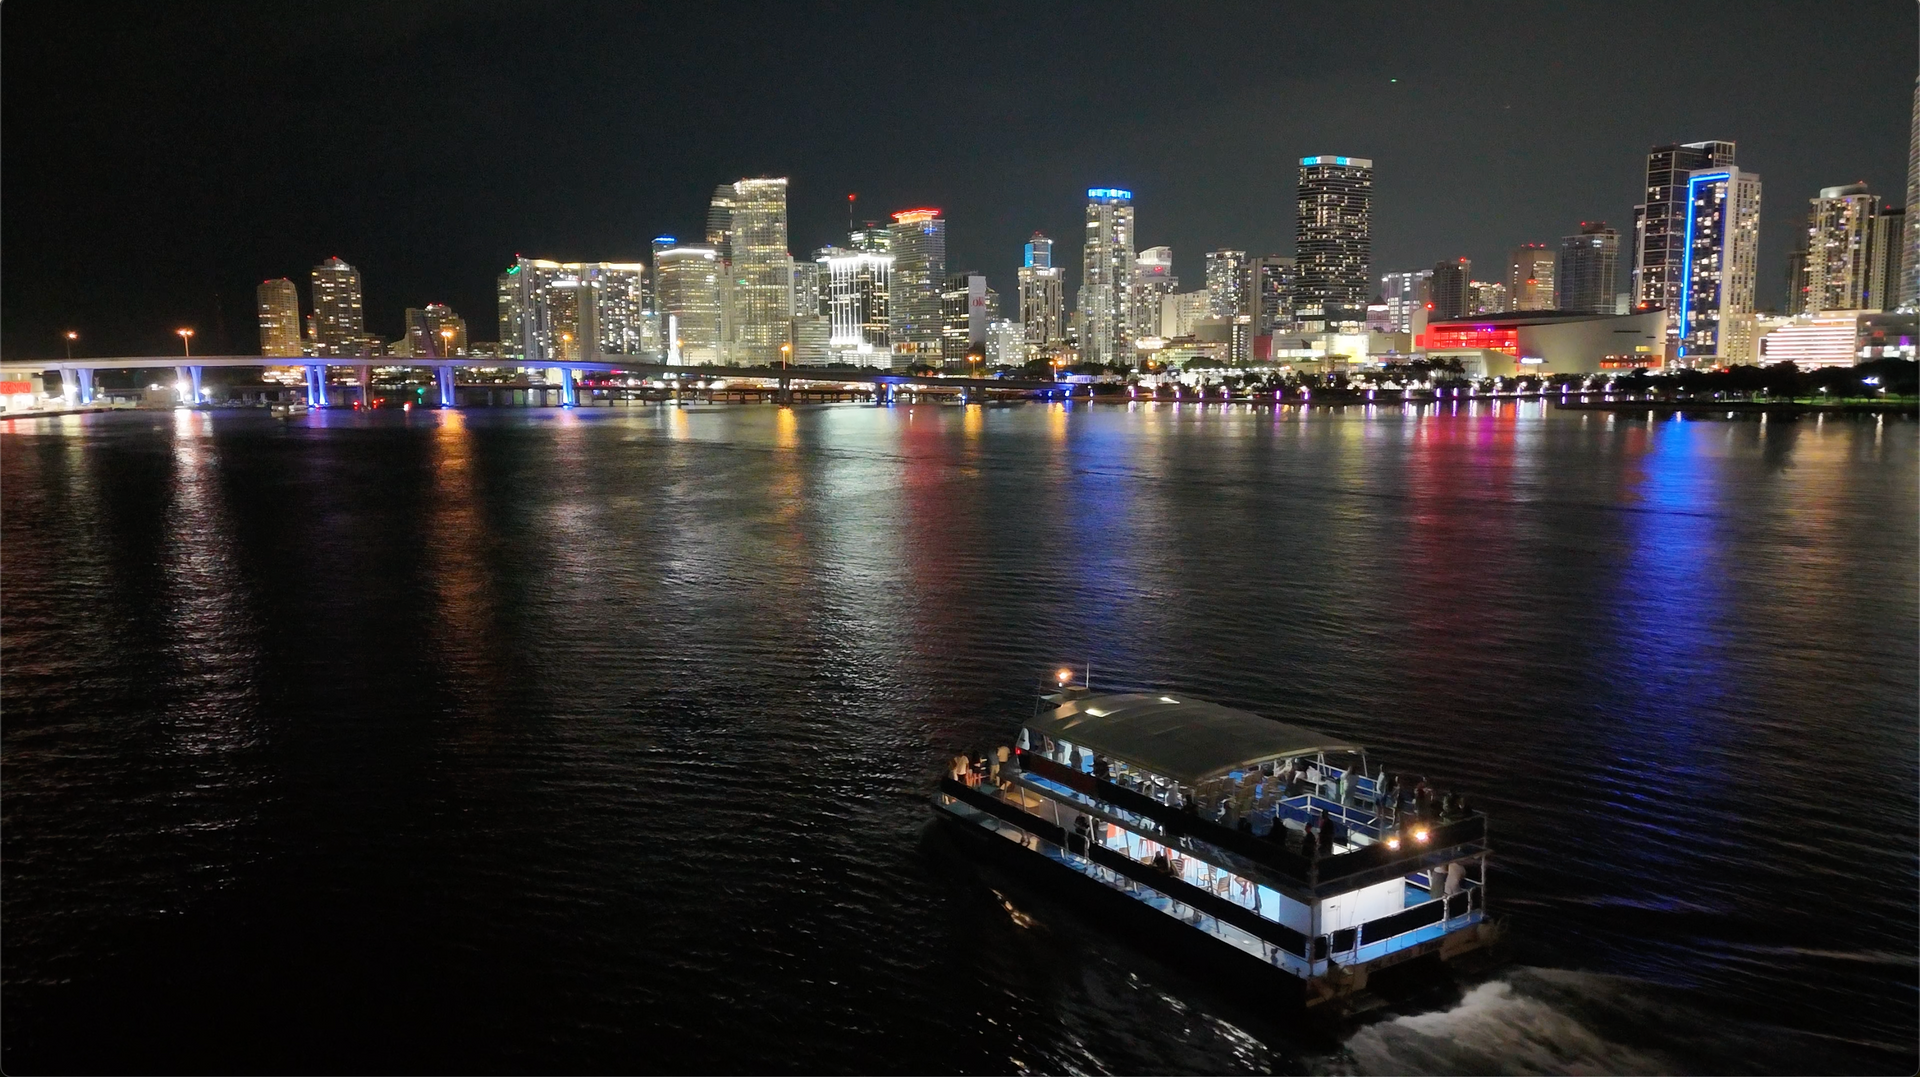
[1332,973,1675,1076]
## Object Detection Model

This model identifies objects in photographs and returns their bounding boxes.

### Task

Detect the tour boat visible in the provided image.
[934,682,1498,1015]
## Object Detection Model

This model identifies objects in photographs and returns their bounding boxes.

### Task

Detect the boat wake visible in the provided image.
[1322,965,1912,1076]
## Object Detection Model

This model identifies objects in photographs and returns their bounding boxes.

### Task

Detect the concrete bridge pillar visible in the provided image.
[777,375,791,406]
[190,365,204,402]
[358,365,372,406]
[436,365,457,408]
[76,368,94,404]
[305,364,330,407]
[560,366,577,407]
[60,368,79,403]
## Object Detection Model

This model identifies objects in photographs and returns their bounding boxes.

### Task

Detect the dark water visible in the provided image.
[3,402,1915,1074]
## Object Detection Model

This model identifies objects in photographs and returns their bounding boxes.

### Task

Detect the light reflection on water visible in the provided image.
[2,402,1914,1074]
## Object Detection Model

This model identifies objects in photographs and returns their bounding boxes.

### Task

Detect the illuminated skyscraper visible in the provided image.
[721,177,793,364]
[1555,223,1620,315]
[402,303,467,357]
[1469,280,1509,315]
[655,247,724,365]
[1678,165,1762,363]
[941,272,990,364]
[502,259,649,364]
[1079,187,1136,364]
[706,185,736,264]
[816,247,892,366]
[1631,140,1736,323]
[1507,244,1555,311]
[1250,256,1296,336]
[1904,75,1919,309]
[256,277,303,357]
[889,208,946,365]
[1024,233,1053,270]
[1379,270,1430,333]
[311,256,366,357]
[1294,156,1372,331]
[1806,183,1878,312]
[1018,231,1065,349]
[850,222,892,254]
[1205,249,1249,318]
[1134,246,1177,337]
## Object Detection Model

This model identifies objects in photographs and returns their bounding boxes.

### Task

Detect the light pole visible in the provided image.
[64,330,77,361]
[780,342,791,370]
[176,328,194,358]
[440,328,455,359]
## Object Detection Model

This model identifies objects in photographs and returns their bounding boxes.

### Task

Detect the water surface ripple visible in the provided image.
[3,403,1914,1074]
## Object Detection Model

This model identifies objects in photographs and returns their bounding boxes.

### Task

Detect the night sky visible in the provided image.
[4,1,1916,358]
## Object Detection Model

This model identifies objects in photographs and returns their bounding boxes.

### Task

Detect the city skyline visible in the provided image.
[2,2,1915,356]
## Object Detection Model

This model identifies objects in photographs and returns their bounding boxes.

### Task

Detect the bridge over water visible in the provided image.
[0,355,1076,408]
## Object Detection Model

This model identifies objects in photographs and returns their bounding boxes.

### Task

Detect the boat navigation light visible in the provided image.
[1057,668,1074,684]
[1413,827,1431,844]
[1385,836,1401,850]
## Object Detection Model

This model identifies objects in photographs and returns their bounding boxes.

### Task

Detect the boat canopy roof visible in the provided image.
[1026,692,1362,786]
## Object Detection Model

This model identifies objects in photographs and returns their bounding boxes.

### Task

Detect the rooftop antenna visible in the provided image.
[847,192,856,242]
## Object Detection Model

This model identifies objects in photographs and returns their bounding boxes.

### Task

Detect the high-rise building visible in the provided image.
[1379,270,1431,333]
[1294,156,1373,332]
[941,272,990,364]
[498,270,525,359]
[1134,245,1177,337]
[851,222,892,254]
[1632,140,1737,323]
[1079,187,1137,364]
[1556,222,1620,315]
[721,177,793,364]
[1507,245,1555,311]
[1679,165,1763,363]
[1904,76,1919,309]
[500,259,648,364]
[654,247,724,365]
[986,318,1024,368]
[1018,232,1065,350]
[1469,280,1509,315]
[706,185,736,264]
[1250,256,1296,336]
[1785,245,1811,316]
[889,208,946,365]
[1205,249,1249,318]
[400,303,467,357]
[1024,233,1053,270]
[816,247,892,366]
[1160,290,1211,339]
[1806,183,1878,313]
[311,256,366,357]
[1429,259,1471,321]
[256,278,303,357]
[790,260,822,318]
[1868,205,1906,313]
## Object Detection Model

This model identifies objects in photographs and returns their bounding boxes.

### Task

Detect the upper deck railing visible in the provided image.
[1018,750,1486,897]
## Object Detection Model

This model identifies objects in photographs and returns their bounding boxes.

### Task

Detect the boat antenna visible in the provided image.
[1085,661,1092,689]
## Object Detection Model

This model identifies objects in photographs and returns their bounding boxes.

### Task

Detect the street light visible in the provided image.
[176,328,194,358]
[780,342,791,370]
[63,330,77,361]
[440,328,455,358]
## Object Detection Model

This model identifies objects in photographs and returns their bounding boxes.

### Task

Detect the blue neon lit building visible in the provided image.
[1677,166,1763,364]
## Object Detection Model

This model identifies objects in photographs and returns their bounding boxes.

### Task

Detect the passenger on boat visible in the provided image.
[951,753,969,782]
